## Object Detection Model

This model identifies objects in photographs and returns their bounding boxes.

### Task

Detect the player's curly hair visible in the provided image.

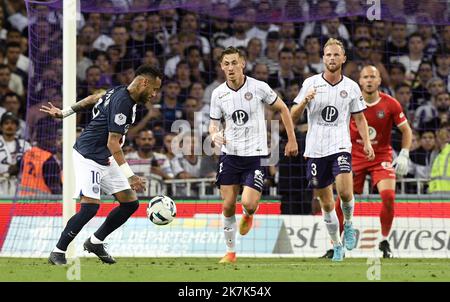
[135,64,163,80]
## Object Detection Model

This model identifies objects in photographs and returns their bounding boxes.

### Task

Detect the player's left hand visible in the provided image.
[392,148,409,176]
[284,140,298,157]
[364,143,375,161]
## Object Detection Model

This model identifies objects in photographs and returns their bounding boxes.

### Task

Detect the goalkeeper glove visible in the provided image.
[392,148,409,176]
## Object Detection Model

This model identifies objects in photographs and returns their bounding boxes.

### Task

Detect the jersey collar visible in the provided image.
[226,75,247,92]
[365,97,381,107]
[321,73,343,87]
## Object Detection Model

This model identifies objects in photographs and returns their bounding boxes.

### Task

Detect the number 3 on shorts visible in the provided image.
[311,163,317,176]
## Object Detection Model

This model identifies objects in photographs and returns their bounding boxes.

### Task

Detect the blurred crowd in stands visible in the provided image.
[0,0,449,213]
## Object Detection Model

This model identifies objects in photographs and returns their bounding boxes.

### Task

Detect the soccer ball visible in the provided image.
[146,195,177,225]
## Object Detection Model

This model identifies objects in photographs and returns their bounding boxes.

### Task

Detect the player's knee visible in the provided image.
[119,200,139,214]
[338,191,353,203]
[242,202,258,215]
[222,202,236,215]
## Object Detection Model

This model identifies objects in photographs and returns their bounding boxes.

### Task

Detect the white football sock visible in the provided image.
[90,234,103,244]
[341,197,355,223]
[223,214,236,253]
[322,208,341,245]
[53,247,66,254]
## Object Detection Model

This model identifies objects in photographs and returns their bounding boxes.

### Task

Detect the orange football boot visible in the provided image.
[219,252,236,264]
[239,215,253,235]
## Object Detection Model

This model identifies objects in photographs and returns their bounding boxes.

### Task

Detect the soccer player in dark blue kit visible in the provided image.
[40,65,162,265]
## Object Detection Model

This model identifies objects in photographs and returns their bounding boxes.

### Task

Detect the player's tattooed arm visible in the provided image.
[108,131,146,192]
[107,132,127,165]
[71,90,106,112]
[39,91,106,118]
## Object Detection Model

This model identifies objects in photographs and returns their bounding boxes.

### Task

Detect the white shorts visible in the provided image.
[73,149,131,200]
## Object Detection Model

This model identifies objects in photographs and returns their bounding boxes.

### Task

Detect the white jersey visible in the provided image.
[294,73,366,158]
[125,151,174,179]
[0,135,31,195]
[210,76,277,156]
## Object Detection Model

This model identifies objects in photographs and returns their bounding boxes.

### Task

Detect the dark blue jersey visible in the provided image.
[74,86,136,166]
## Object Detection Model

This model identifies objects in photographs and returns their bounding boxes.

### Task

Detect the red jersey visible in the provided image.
[350,92,407,160]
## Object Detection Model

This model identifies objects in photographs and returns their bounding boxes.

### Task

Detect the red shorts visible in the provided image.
[352,155,396,194]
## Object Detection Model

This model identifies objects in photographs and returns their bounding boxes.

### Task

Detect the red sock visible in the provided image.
[379,190,395,237]
[335,196,344,236]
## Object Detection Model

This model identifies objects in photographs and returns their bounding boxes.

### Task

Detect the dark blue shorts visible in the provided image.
[216,154,266,192]
[306,152,352,189]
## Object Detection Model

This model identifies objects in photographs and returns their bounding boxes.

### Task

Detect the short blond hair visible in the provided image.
[323,38,345,55]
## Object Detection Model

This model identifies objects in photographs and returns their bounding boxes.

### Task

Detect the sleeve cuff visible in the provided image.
[210,116,221,120]
[351,109,366,114]
[268,95,278,106]
[396,120,408,127]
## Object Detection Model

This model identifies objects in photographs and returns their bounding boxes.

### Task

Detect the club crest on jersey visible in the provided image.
[92,185,100,194]
[340,90,348,98]
[377,110,385,119]
[232,110,249,126]
[114,113,126,126]
[244,92,253,100]
[321,106,339,122]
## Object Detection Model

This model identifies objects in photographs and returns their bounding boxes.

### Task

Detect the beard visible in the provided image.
[139,145,154,153]
[325,63,341,73]
[437,105,449,112]
[137,92,149,104]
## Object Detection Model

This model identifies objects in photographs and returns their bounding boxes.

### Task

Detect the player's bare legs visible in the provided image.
[49,196,101,265]
[240,186,261,235]
[377,178,396,258]
[219,184,240,263]
[335,172,357,250]
[316,185,344,261]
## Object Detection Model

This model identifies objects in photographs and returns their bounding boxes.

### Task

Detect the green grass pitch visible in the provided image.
[0,257,449,282]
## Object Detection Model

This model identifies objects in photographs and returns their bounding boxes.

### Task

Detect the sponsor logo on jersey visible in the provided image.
[114,113,127,125]
[219,91,231,99]
[340,90,348,98]
[368,126,377,140]
[399,112,405,119]
[232,110,249,126]
[377,110,385,119]
[244,92,253,100]
[321,106,339,123]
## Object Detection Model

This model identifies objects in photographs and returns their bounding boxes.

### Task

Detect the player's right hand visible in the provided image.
[39,102,63,119]
[212,130,226,146]
[364,143,375,161]
[129,175,147,193]
[303,87,317,105]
